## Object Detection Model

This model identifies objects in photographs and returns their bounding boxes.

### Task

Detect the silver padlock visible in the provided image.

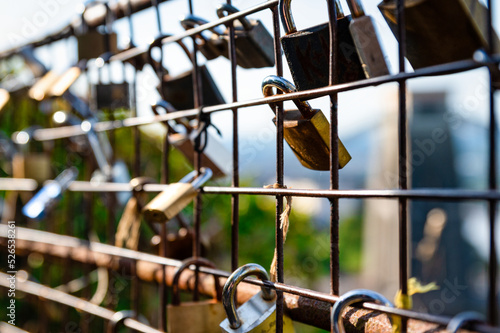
[142,167,212,223]
[220,263,295,333]
[216,4,275,69]
[22,167,78,220]
[180,15,228,61]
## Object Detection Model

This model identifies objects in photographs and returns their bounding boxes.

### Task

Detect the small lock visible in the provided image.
[216,4,275,69]
[262,75,351,170]
[12,127,52,184]
[168,257,226,333]
[181,15,229,61]
[345,0,390,78]
[148,35,226,111]
[152,101,228,178]
[220,263,295,333]
[280,0,365,91]
[22,167,78,220]
[142,167,212,223]
[378,0,500,70]
[93,82,130,110]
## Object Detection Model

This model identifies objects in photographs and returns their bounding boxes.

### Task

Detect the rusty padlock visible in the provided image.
[280,0,365,91]
[22,167,78,220]
[262,75,351,170]
[216,4,275,69]
[345,0,390,78]
[152,100,228,178]
[378,0,500,70]
[181,15,229,61]
[77,2,118,61]
[168,257,227,333]
[220,263,295,333]
[148,35,225,111]
[142,167,212,223]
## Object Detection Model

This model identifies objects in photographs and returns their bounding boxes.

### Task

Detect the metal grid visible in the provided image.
[0,0,499,332]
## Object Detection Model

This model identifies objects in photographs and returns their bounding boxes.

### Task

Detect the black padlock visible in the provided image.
[148,35,226,111]
[280,0,365,91]
[216,4,275,69]
[180,15,228,61]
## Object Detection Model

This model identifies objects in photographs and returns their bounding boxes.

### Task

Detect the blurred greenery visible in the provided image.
[0,60,364,333]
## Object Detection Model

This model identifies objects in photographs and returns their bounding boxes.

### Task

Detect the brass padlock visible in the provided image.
[378,0,500,69]
[152,101,228,178]
[148,35,226,111]
[280,0,365,91]
[12,127,52,184]
[22,167,78,220]
[220,263,295,333]
[345,0,390,78]
[216,4,275,69]
[262,75,351,170]
[168,257,226,333]
[142,167,212,223]
[331,289,393,333]
[180,15,229,61]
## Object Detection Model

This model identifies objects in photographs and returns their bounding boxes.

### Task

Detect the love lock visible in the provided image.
[220,263,295,332]
[262,75,351,170]
[142,167,212,223]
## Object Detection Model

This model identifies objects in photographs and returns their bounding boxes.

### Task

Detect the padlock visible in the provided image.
[180,15,229,61]
[148,35,226,111]
[77,2,118,61]
[216,4,275,69]
[168,257,226,333]
[262,75,351,170]
[331,289,393,333]
[220,263,295,332]
[142,167,212,223]
[22,167,78,220]
[11,127,52,184]
[378,0,500,70]
[345,0,390,78]
[280,0,365,91]
[152,101,228,178]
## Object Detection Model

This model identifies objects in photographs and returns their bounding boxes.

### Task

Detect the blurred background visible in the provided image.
[0,0,499,332]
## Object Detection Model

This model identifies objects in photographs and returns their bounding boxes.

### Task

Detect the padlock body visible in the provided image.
[93,83,130,110]
[12,153,51,184]
[77,30,118,61]
[142,183,197,223]
[160,65,225,111]
[168,300,226,333]
[198,34,229,60]
[281,17,365,92]
[273,109,351,170]
[229,20,275,69]
[348,16,390,78]
[169,133,228,178]
[220,292,295,332]
[378,0,500,69]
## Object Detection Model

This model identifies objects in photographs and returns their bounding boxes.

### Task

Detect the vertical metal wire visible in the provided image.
[397,1,408,332]
[271,4,284,332]
[486,0,498,325]
[327,1,340,306]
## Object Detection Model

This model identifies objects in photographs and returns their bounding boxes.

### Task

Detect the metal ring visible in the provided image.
[216,4,252,31]
[222,263,275,329]
[447,311,485,333]
[190,167,213,189]
[261,75,313,116]
[107,310,136,333]
[331,289,394,333]
[171,257,222,305]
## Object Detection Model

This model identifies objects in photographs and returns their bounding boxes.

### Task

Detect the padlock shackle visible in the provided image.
[222,263,275,329]
[181,14,225,36]
[280,0,345,34]
[262,75,315,119]
[447,312,485,333]
[147,34,193,79]
[331,289,393,333]
[106,310,150,333]
[151,100,194,133]
[345,0,365,18]
[216,4,253,31]
[179,167,212,189]
[171,257,222,305]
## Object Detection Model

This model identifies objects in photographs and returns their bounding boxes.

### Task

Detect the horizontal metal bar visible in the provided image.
[1,225,499,333]
[0,272,164,333]
[0,178,38,191]
[26,57,498,142]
